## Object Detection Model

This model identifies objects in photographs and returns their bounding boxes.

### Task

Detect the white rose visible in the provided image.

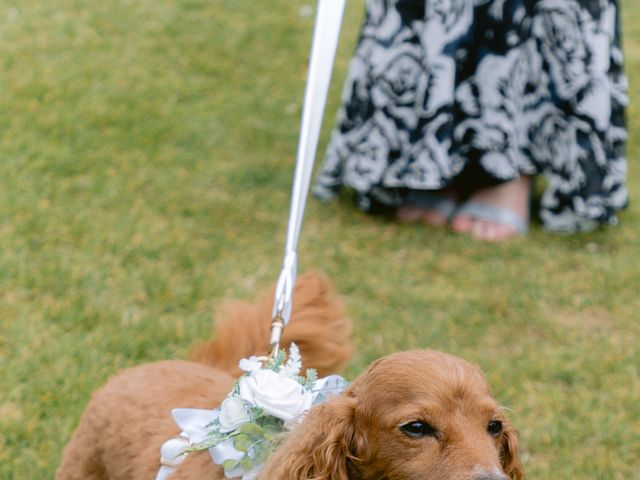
[238,369,313,421]
[218,396,251,433]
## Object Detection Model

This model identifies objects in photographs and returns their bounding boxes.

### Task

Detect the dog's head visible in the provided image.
[345,350,524,479]
[263,350,523,480]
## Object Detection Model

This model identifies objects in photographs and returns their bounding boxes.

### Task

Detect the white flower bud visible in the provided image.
[239,356,263,373]
[218,396,251,433]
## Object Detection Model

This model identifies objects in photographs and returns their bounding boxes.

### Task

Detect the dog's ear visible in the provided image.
[500,421,524,480]
[258,395,365,480]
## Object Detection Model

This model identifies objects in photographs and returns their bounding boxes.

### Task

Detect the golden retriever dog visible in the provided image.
[57,272,523,480]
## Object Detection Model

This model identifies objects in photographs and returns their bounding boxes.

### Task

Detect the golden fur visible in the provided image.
[259,350,524,480]
[57,272,523,480]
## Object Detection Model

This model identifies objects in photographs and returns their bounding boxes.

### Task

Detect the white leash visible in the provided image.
[269,0,346,357]
[156,7,346,478]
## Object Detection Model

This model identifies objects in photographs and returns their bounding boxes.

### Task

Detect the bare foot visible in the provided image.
[396,189,458,228]
[450,176,532,242]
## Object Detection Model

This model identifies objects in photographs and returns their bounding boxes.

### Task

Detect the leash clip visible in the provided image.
[270,251,297,358]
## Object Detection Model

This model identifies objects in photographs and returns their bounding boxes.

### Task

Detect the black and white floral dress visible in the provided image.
[314,0,628,232]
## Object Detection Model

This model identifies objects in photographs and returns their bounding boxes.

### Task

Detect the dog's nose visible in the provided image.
[473,471,508,480]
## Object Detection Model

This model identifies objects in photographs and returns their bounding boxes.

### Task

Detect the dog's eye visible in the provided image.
[487,420,503,436]
[400,421,438,438]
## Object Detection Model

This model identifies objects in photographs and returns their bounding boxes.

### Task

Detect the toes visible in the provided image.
[470,219,491,241]
[396,207,423,223]
[397,207,448,227]
[470,220,519,242]
[421,211,448,227]
[451,215,473,233]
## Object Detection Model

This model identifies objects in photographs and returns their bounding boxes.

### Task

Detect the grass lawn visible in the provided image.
[1,0,639,478]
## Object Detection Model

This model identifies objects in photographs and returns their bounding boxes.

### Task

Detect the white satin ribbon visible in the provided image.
[155,409,221,480]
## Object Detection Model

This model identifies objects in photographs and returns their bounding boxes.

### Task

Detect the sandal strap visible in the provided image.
[454,201,528,234]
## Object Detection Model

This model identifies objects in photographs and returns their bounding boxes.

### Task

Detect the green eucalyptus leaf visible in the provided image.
[260,415,282,429]
[233,434,252,452]
[239,422,263,439]
[254,444,270,464]
[223,459,239,471]
[239,455,254,471]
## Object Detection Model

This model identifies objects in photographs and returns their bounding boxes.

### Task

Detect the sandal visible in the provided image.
[452,201,529,235]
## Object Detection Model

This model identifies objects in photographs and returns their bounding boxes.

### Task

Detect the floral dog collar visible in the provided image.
[156,344,348,480]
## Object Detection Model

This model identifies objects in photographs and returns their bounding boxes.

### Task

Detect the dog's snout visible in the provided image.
[473,470,509,480]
